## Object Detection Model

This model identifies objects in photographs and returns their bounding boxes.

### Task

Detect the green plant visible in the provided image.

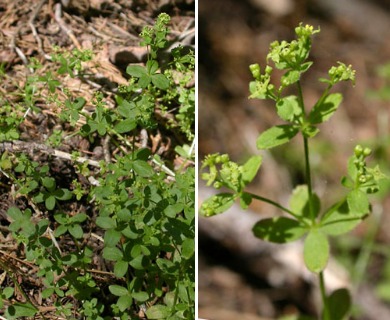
[1,13,194,320]
[200,23,387,320]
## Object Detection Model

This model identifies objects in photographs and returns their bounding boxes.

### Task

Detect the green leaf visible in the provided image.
[71,213,88,223]
[117,99,136,118]
[109,285,129,296]
[114,119,137,133]
[252,217,307,243]
[199,193,236,217]
[133,160,154,177]
[117,294,132,312]
[139,75,152,88]
[96,216,116,229]
[54,212,69,224]
[104,229,122,247]
[129,255,147,270]
[309,93,342,124]
[3,287,14,299]
[320,201,363,236]
[152,74,170,90]
[289,185,320,218]
[103,247,123,261]
[257,125,299,149]
[281,70,301,86]
[239,192,252,209]
[156,258,175,273]
[114,260,129,278]
[276,95,301,122]
[147,59,159,74]
[68,224,83,239]
[303,230,329,273]
[132,291,149,302]
[181,238,194,259]
[135,148,151,161]
[241,155,262,186]
[54,188,73,200]
[117,208,132,222]
[327,288,351,320]
[145,305,171,319]
[7,207,23,221]
[6,302,38,318]
[164,203,184,218]
[301,124,319,138]
[45,195,56,210]
[126,65,147,78]
[341,176,354,188]
[42,177,56,189]
[347,189,369,216]
[54,224,68,237]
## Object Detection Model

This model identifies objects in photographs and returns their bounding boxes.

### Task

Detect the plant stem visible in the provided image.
[303,136,315,221]
[246,192,308,224]
[297,80,315,222]
[319,271,329,320]
[298,80,328,320]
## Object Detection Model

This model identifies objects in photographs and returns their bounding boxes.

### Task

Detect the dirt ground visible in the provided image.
[0,0,194,318]
[199,0,390,319]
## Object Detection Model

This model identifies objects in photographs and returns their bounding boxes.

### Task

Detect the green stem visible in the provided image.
[297,80,315,222]
[319,271,330,320]
[298,80,330,319]
[245,192,307,224]
[303,136,315,221]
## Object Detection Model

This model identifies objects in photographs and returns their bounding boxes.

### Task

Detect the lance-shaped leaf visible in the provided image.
[308,93,342,124]
[252,217,307,243]
[320,200,364,236]
[257,125,299,149]
[304,229,329,273]
[241,155,262,186]
[347,189,370,217]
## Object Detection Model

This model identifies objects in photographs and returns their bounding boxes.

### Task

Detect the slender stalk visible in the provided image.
[303,136,315,221]
[297,80,315,222]
[246,192,308,224]
[319,271,329,320]
[298,80,330,319]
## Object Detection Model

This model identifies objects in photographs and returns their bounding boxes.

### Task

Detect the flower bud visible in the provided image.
[249,64,261,79]
[363,148,372,157]
[213,181,222,189]
[354,145,363,157]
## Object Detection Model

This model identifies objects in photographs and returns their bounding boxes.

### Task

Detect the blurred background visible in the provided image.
[198,0,390,319]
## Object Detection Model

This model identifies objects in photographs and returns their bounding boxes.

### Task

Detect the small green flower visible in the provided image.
[328,62,356,85]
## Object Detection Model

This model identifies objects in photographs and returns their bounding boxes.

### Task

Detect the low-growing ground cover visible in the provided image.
[0,1,194,319]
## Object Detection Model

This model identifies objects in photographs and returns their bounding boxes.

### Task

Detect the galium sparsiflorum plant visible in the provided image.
[200,23,388,320]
